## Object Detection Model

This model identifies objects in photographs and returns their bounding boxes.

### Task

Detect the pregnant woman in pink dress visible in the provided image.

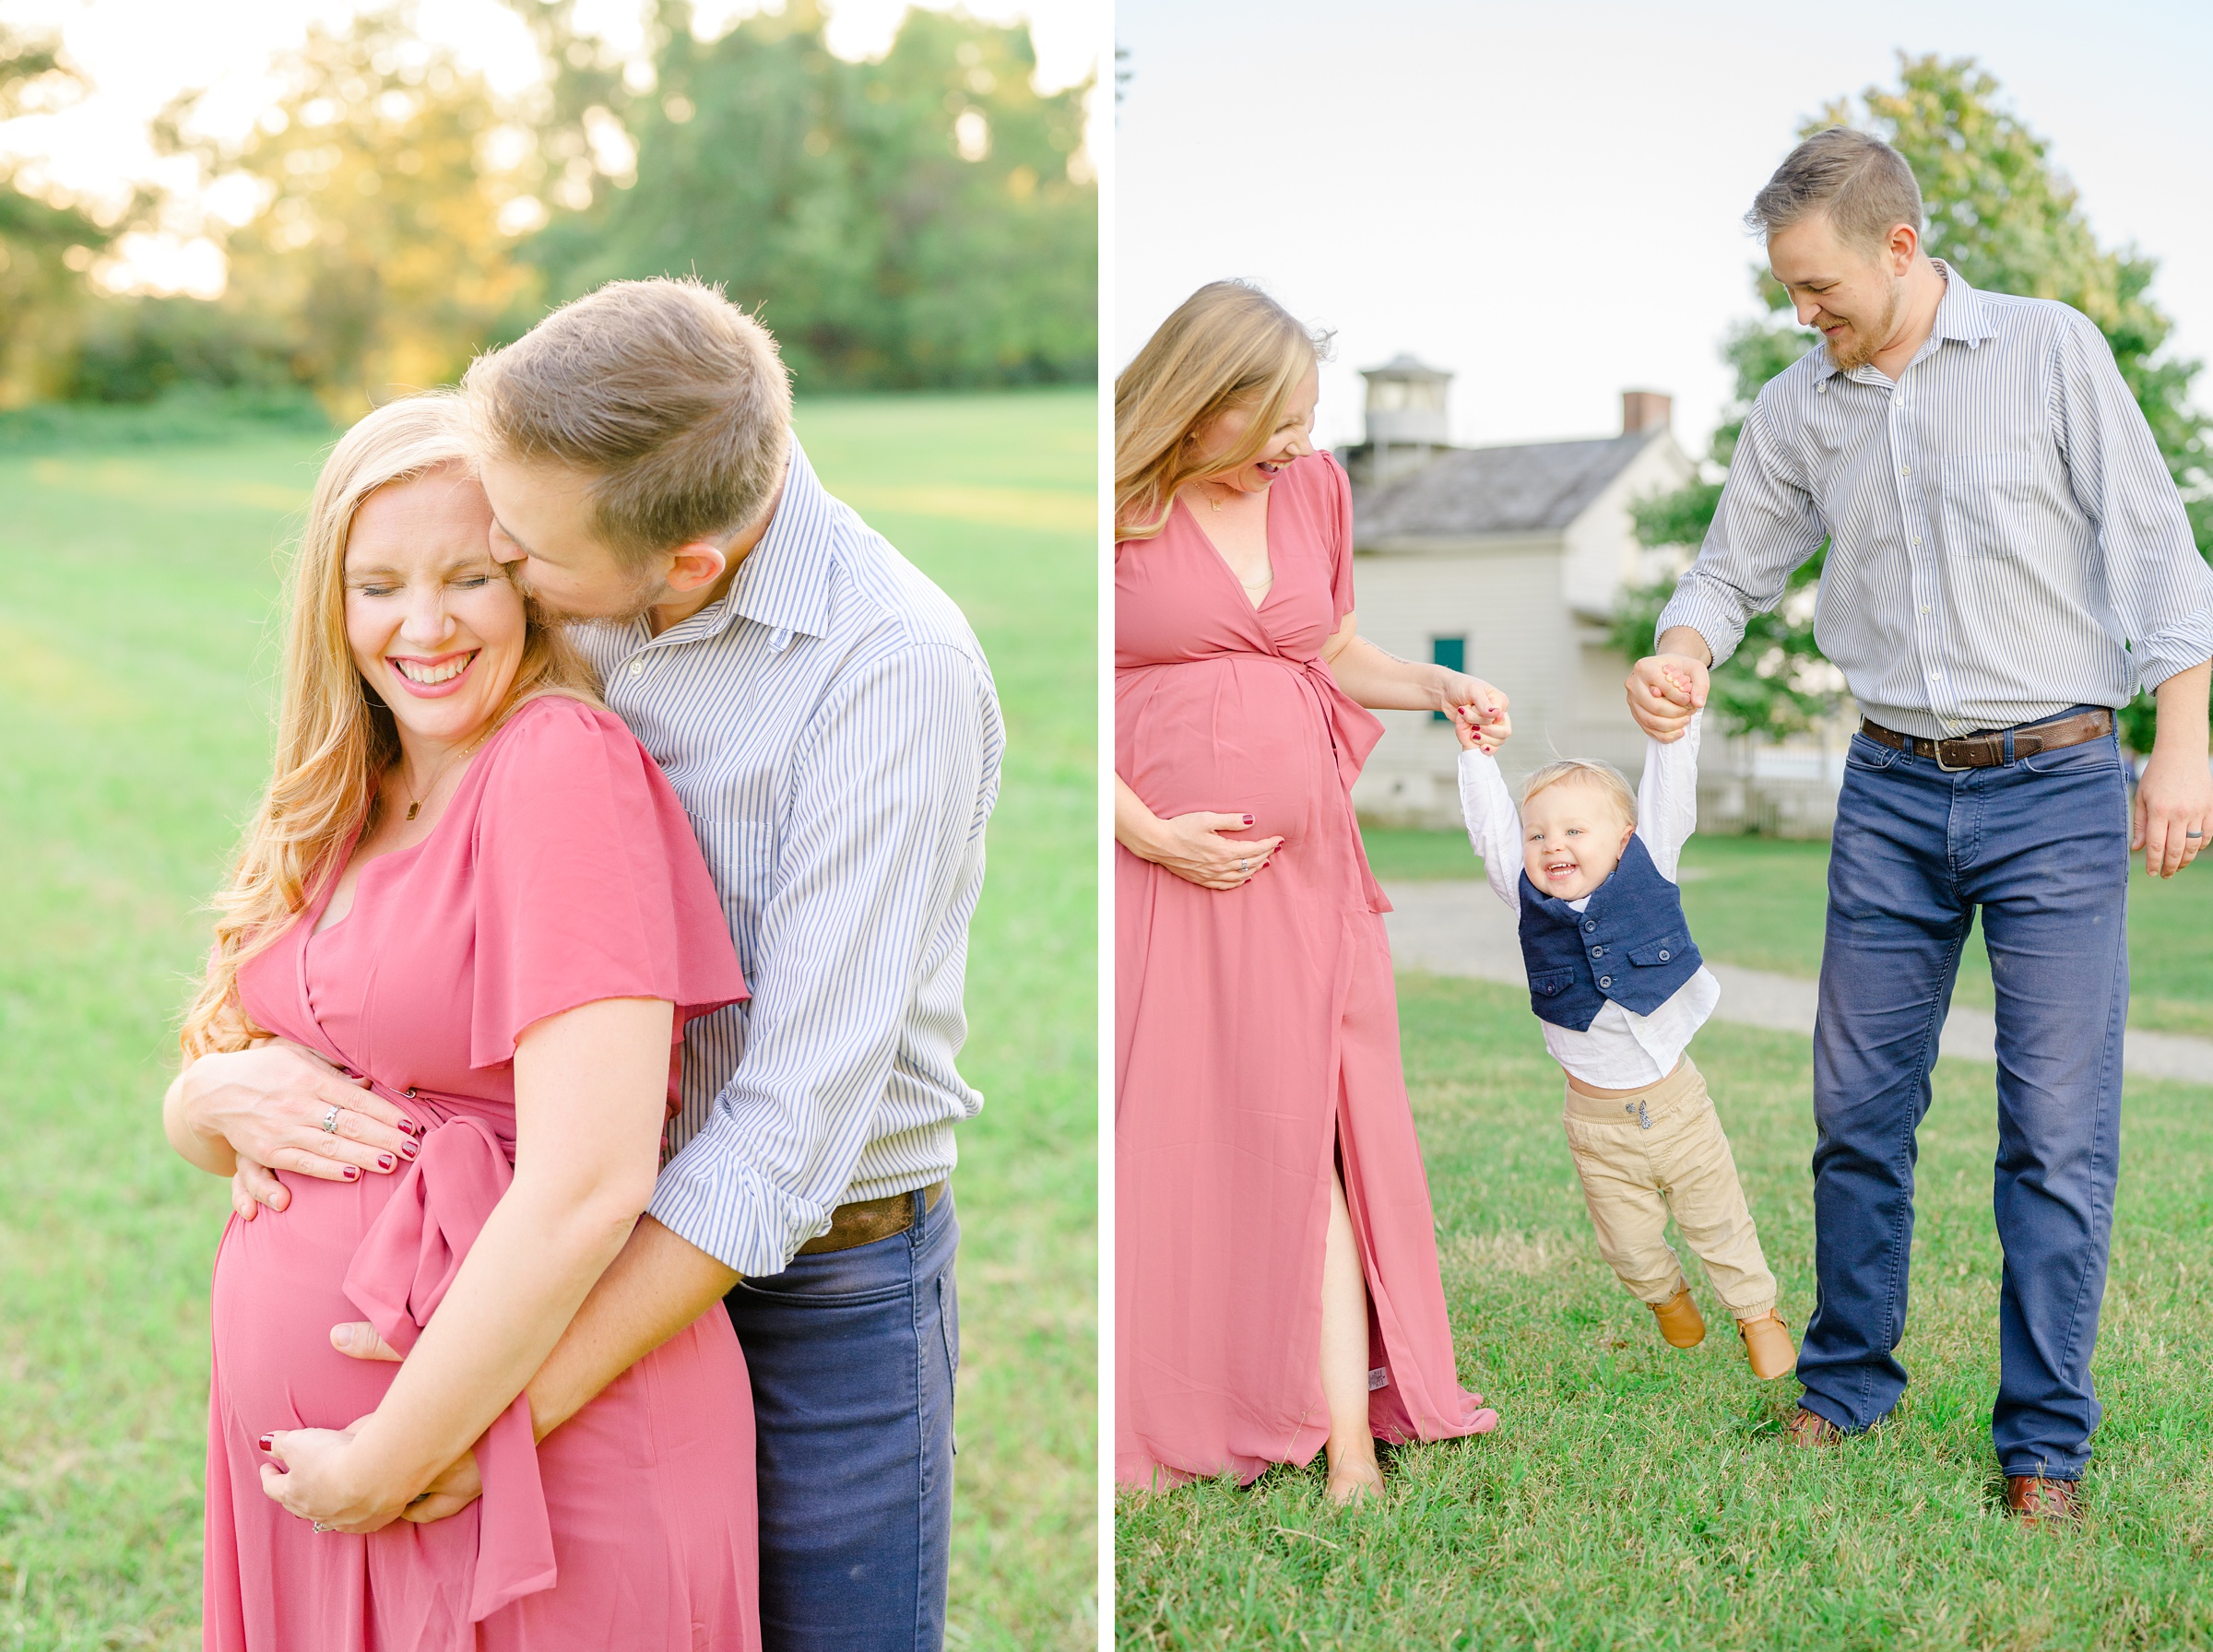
[162,395,758,1648]
[1115,282,1504,1504]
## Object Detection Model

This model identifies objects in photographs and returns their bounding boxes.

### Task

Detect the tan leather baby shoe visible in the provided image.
[1649,1283,1706,1348]
[1737,1308,1797,1381]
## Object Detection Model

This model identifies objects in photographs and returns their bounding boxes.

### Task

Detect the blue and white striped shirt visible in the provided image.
[574,440,1004,1277]
[1660,265,2213,740]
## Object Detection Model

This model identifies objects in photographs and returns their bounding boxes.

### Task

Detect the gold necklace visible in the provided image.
[398,728,491,822]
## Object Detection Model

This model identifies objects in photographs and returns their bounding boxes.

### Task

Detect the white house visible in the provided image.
[1339,358,1697,829]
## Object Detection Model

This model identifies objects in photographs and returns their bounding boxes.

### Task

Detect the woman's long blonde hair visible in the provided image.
[178,394,598,1059]
[1114,280,1331,541]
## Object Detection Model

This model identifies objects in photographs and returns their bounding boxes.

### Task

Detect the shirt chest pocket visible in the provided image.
[697,814,776,930]
[1935,453,2036,557]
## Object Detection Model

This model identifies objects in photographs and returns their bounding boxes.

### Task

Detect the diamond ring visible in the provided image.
[320,1106,342,1134]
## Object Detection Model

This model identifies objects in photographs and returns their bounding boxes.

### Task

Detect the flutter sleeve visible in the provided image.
[466,695,748,1069]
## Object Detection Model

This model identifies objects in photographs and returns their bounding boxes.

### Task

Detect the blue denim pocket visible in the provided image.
[1844,731,1902,772]
[2020,733,2120,775]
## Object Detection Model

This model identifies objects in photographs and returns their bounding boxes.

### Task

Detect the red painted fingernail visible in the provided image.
[399,1120,419,1136]
[399,1140,417,1160]
[343,1166,361,1181]
[377,1154,396,1173]
[257,1433,275,1452]
[1243,815,1254,825]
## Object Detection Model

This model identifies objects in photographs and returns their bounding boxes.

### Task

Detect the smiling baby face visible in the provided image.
[1521,773,1638,903]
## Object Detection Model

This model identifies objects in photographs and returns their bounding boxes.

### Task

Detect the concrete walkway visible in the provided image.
[1381,879,2213,1086]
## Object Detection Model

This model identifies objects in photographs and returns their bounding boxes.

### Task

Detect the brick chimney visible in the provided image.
[1622,389,1672,435]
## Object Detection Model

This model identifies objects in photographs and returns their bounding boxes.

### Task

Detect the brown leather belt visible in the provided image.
[797,1180,946,1256]
[1859,708,2112,772]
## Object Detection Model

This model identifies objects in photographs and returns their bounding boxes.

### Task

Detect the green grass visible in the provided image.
[1363,826,2213,1038]
[0,387,1095,1650]
[1116,974,2213,1651]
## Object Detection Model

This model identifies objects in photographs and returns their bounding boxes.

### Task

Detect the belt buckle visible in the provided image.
[1934,737,1983,773]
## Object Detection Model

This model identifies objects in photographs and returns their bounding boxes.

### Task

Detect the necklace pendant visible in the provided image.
[405,801,421,821]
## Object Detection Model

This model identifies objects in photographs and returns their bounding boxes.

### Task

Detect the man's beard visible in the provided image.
[1826,277,1904,372]
[515,563,666,627]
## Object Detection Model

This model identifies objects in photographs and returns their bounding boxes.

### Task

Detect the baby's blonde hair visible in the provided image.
[1521,759,1637,825]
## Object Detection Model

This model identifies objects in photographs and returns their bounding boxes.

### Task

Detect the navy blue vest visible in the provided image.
[1517,834,1703,1031]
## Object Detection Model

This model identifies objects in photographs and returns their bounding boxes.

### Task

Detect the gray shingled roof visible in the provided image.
[1352,431,1657,540]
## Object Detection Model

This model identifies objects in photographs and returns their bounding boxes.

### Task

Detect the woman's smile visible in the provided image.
[386,649,481,695]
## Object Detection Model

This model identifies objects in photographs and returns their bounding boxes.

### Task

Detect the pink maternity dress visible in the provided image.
[1115,452,1497,1488]
[205,693,759,1650]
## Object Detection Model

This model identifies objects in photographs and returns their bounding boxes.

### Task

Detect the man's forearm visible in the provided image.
[1657,626,1714,667]
[2151,659,2212,756]
[523,1214,740,1441]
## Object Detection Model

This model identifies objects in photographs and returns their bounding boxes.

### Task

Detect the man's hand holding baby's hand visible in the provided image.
[1627,639,1710,742]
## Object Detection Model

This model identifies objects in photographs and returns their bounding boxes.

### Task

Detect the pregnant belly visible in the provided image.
[209,1171,409,1436]
[1118,655,1342,851]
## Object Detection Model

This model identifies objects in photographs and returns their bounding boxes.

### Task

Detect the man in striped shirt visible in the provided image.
[1627,130,2213,1520]
[189,279,1002,1648]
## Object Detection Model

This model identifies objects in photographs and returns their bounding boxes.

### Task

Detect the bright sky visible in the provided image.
[1116,0,2213,459]
[0,0,1102,295]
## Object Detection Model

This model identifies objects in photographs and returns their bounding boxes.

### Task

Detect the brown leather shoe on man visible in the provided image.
[1649,1283,1706,1348]
[1736,1309,1797,1381]
[1783,1406,1844,1447]
[2005,1475,2081,1525]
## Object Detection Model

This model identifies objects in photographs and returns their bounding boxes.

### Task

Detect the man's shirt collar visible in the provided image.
[655,436,841,646]
[1813,259,1994,384]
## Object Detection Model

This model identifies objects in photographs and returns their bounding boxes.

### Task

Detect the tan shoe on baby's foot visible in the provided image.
[1649,1284,1706,1348]
[1736,1309,1797,1380]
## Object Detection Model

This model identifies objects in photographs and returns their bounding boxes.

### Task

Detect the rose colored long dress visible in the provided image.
[205,694,759,1651]
[1116,453,1498,1488]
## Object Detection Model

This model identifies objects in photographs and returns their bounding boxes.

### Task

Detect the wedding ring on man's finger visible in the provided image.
[320,1105,342,1134]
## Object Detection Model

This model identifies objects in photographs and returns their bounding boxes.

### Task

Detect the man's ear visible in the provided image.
[664,539,730,595]
[1888,221,1920,276]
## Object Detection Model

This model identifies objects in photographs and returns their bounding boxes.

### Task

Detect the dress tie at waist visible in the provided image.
[1292,655,1384,792]
[340,1111,555,1623]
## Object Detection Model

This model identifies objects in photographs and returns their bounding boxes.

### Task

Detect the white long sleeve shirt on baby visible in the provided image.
[1457,714,1722,1088]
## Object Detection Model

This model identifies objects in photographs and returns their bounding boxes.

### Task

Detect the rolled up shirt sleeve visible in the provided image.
[647,640,994,1276]
[1656,395,1828,668]
[2050,311,2213,692]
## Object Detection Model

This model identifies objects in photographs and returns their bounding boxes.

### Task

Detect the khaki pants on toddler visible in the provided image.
[1560,1056,1777,1318]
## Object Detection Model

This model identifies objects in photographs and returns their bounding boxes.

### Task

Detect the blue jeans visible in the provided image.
[1800,717,2128,1479]
[725,1187,959,1652]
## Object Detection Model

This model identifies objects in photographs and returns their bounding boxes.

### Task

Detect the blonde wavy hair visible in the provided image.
[1521,759,1638,825]
[179,394,598,1059]
[1114,280,1331,541]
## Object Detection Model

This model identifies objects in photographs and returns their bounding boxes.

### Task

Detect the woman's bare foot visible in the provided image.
[1324,1443,1384,1507]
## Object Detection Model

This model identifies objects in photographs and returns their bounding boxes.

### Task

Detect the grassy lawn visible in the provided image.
[1364,826,2213,1038]
[1116,975,2213,1651]
[0,388,1095,1650]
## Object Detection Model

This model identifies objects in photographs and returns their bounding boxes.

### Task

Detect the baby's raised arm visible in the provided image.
[1454,723,1525,912]
[1636,708,1704,883]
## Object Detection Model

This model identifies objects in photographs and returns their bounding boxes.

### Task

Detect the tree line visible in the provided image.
[0,0,1096,417]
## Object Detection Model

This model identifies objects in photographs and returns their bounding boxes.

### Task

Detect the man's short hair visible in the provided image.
[1746,127,1924,254]
[465,277,793,565]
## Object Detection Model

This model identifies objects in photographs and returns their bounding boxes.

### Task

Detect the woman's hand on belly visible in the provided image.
[260,1416,418,1535]
[1117,775,1283,891]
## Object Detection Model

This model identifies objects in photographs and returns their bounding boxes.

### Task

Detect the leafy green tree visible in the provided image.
[523,0,1096,390]
[165,8,541,414]
[0,27,108,405]
[1621,53,2210,750]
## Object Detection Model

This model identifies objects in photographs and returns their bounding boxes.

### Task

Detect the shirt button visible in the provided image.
[629,660,645,677]
[1901,466,1911,478]
[1658,950,1671,962]
[1599,975,1614,989]
[1582,920,1597,933]
[1591,946,1604,959]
